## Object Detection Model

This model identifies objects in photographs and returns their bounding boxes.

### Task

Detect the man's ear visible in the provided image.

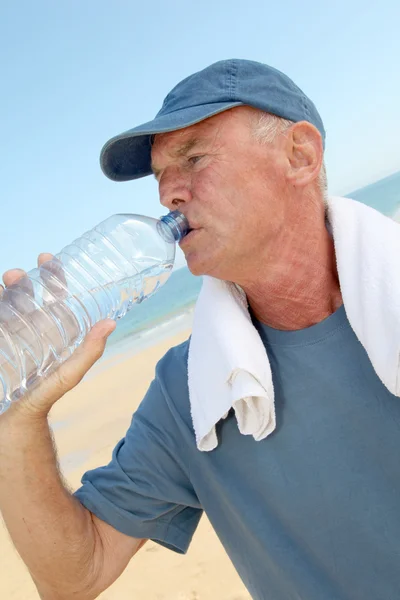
[285,121,324,188]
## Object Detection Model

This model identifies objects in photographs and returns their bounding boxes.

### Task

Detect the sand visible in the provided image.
[0,328,251,600]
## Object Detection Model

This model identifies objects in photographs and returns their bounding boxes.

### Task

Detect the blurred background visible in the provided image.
[1,2,400,598]
[2,0,399,351]
[1,0,400,276]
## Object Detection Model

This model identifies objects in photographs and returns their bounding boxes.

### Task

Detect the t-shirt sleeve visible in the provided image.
[73,376,202,554]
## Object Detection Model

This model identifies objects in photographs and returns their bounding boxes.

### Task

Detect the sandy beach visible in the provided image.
[0,326,251,600]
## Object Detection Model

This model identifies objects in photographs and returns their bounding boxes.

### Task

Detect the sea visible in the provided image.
[102,170,400,362]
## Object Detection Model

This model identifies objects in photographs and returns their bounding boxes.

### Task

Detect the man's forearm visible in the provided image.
[0,409,98,599]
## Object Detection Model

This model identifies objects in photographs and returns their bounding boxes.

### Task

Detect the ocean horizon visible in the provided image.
[102,169,400,361]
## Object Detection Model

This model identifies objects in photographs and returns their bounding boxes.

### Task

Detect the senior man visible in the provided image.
[1,59,400,600]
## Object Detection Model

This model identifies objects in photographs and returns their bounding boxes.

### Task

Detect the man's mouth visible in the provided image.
[179,228,202,246]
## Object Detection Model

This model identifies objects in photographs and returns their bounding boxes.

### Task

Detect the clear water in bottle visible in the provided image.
[0,210,190,414]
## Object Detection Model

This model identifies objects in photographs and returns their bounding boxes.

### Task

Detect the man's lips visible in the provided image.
[179,227,202,246]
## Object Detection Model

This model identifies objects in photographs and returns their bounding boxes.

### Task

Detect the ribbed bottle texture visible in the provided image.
[0,211,189,414]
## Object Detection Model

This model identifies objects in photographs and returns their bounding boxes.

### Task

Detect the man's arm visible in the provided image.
[0,408,144,600]
[0,261,145,599]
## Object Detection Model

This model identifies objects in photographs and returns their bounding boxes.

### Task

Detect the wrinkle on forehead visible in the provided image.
[150,107,255,177]
[153,118,216,150]
[151,120,219,177]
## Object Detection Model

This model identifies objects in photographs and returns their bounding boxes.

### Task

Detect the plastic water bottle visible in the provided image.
[0,210,190,414]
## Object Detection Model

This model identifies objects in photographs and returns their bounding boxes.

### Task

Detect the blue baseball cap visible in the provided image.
[100,59,326,182]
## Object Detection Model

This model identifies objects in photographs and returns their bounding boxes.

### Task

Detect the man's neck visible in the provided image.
[239,215,343,331]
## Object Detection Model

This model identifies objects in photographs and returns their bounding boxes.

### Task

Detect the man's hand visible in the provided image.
[0,253,116,420]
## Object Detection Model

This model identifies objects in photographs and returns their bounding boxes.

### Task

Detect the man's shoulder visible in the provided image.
[162,335,191,365]
[133,335,193,443]
[155,336,191,389]
[144,336,192,428]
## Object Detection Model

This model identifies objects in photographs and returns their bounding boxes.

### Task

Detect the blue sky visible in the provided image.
[1,0,400,276]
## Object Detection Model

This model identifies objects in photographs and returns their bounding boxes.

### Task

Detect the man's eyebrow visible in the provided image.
[151,166,161,180]
[174,137,202,157]
[151,137,204,179]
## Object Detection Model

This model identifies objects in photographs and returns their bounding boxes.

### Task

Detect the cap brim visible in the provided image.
[100,101,243,182]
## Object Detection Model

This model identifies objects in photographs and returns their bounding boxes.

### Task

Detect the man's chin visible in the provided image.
[185,254,222,279]
[183,251,207,277]
[186,261,206,278]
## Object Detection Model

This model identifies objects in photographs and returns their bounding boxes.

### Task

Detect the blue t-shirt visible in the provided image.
[74,305,400,599]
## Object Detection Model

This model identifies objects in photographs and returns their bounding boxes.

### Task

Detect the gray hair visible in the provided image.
[251,111,328,202]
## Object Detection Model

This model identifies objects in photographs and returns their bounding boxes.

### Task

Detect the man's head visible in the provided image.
[151,105,325,281]
[100,59,328,284]
[100,59,326,182]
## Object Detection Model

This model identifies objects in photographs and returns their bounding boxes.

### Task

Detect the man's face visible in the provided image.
[151,106,290,282]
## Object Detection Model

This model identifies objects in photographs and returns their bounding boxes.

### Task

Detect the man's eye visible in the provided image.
[188,155,203,165]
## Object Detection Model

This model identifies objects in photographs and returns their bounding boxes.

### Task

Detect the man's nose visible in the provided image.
[158,167,192,211]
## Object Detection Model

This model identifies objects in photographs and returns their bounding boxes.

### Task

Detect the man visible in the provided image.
[1,59,400,600]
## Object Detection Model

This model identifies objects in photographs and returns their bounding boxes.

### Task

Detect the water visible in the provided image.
[0,265,173,411]
[0,212,182,411]
[346,170,400,218]
[103,169,400,360]
[104,266,203,358]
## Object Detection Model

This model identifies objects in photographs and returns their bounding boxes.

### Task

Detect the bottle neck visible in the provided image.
[157,211,190,243]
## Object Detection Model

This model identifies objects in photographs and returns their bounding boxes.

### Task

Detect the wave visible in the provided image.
[100,305,195,364]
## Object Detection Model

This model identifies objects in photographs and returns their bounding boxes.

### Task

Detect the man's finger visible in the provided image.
[34,319,117,401]
[7,319,117,418]
[38,253,54,267]
[38,253,69,300]
[0,269,36,316]
[3,268,28,288]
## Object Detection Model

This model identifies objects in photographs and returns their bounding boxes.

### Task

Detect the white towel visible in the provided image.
[188,196,400,451]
